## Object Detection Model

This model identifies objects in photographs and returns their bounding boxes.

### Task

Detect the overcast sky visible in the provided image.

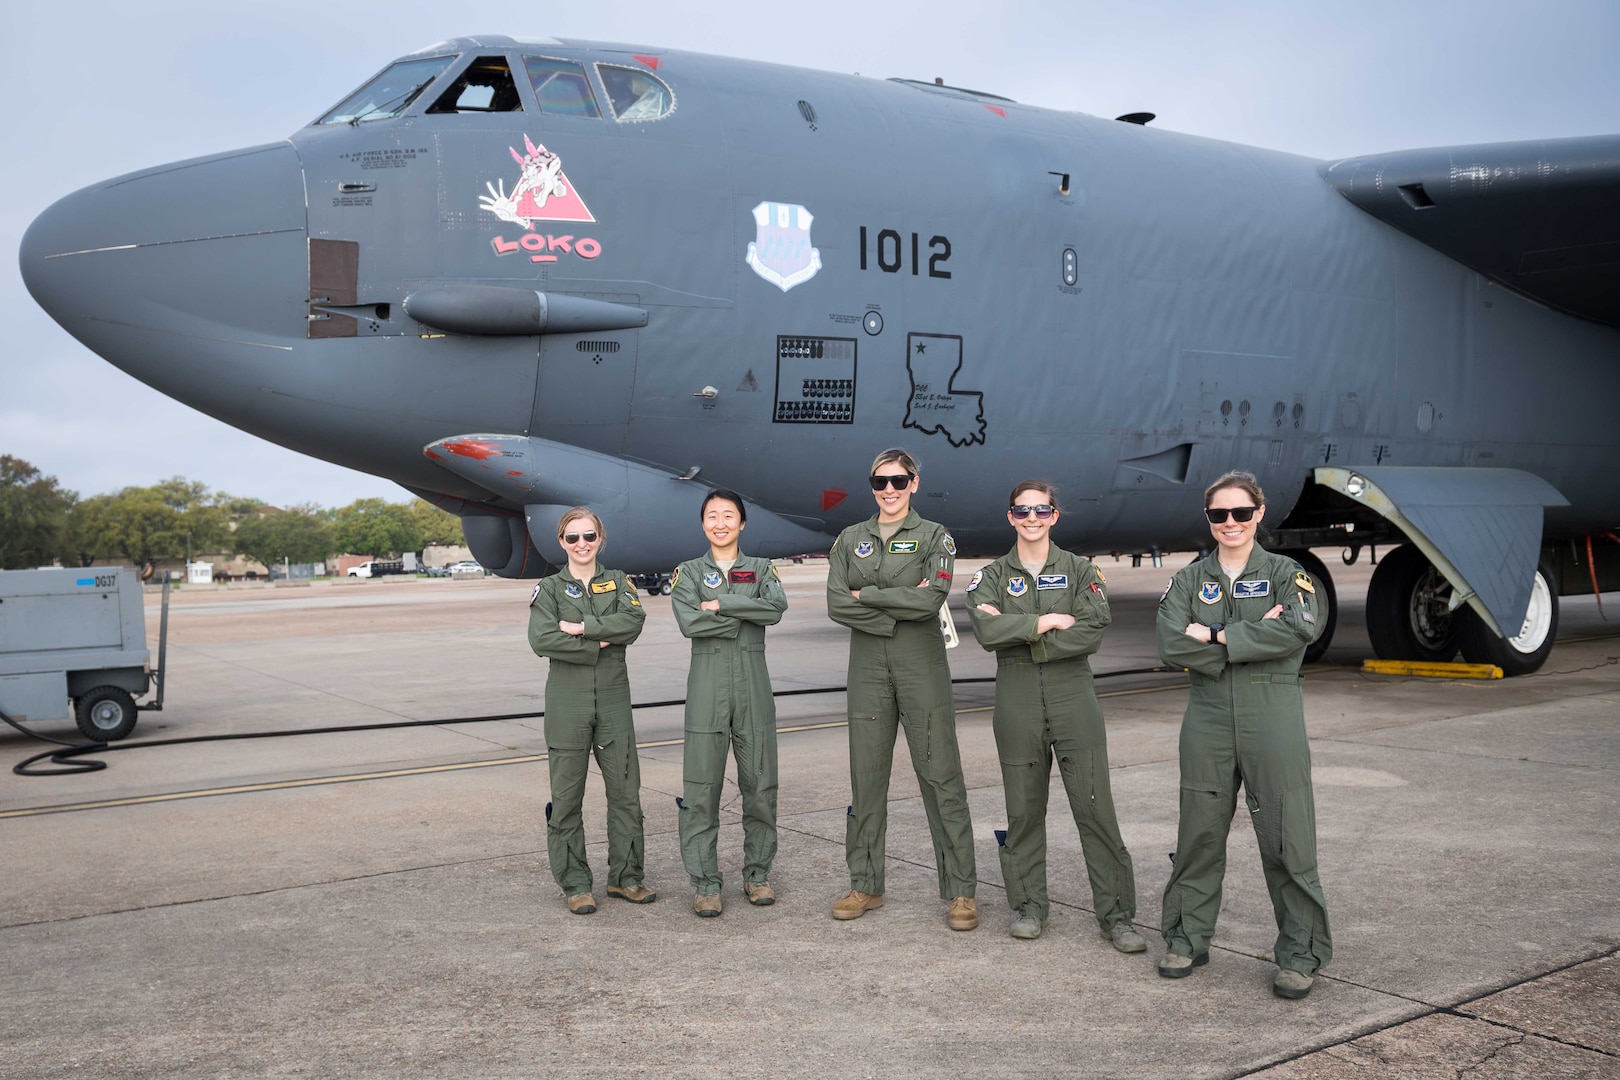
[4,1,1617,508]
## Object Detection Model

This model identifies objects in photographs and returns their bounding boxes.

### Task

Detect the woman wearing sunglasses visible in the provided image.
[527,507,654,915]
[967,481,1145,950]
[1155,471,1331,999]
[825,448,979,931]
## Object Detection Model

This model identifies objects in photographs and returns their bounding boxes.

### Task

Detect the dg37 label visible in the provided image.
[858,227,952,279]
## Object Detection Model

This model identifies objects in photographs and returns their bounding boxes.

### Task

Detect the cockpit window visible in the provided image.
[522,57,601,118]
[319,55,456,124]
[597,64,674,121]
[427,56,525,114]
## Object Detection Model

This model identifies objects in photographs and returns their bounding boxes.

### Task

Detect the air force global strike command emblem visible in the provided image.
[746,202,822,292]
[703,571,723,589]
[1200,582,1223,605]
[854,541,874,559]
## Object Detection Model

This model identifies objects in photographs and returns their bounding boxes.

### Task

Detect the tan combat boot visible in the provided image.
[831,890,883,920]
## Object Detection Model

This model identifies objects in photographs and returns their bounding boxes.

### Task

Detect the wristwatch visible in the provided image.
[1207,622,1224,644]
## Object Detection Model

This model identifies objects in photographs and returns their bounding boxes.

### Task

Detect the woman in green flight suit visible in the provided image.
[1156,471,1332,998]
[968,480,1145,950]
[671,488,788,917]
[826,448,978,931]
[528,506,653,915]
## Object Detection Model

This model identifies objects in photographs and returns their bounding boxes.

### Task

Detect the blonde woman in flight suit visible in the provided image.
[527,507,653,915]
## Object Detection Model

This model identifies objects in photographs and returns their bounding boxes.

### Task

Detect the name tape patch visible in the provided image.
[1232,579,1270,599]
[1036,574,1068,590]
[591,580,617,594]
[888,539,919,554]
[729,569,757,583]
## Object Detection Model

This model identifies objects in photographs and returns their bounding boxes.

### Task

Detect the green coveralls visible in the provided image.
[1156,546,1333,976]
[528,568,647,896]
[967,546,1136,929]
[827,511,977,899]
[671,553,788,895]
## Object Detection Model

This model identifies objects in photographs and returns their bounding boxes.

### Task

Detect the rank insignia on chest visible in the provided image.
[565,582,584,599]
[888,539,919,554]
[1007,576,1028,597]
[1233,579,1270,599]
[729,569,757,583]
[591,580,617,594]
[942,534,957,556]
[854,540,874,559]
[1199,582,1222,605]
[703,571,723,589]
[1036,574,1068,590]
[1294,571,1316,594]
[966,569,982,592]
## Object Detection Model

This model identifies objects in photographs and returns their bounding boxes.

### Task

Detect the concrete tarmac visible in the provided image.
[1,557,1616,1078]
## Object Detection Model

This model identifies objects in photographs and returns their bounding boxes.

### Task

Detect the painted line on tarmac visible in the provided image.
[0,685,1180,820]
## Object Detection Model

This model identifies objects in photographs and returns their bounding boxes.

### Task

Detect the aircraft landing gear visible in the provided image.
[1275,549,1336,665]
[1455,557,1559,676]
[1366,544,1458,662]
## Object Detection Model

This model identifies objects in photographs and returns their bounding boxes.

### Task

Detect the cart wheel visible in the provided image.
[75,686,138,741]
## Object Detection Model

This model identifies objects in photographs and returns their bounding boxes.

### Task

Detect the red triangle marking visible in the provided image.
[633,54,660,70]
[821,489,848,511]
[515,170,596,224]
[984,105,1006,118]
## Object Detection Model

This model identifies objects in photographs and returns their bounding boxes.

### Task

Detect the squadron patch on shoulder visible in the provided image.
[565,582,584,599]
[854,540,874,559]
[1233,579,1271,599]
[670,566,682,588]
[770,565,780,580]
[530,582,543,604]
[1036,574,1068,590]
[703,571,723,589]
[1095,566,1107,583]
[888,539,919,554]
[1294,571,1316,594]
[1007,576,1028,597]
[966,569,982,592]
[942,534,956,556]
[729,569,757,583]
[591,580,617,594]
[1199,581,1222,605]
[1158,578,1174,605]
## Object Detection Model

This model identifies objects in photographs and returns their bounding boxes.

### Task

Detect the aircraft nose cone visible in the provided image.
[19,142,308,399]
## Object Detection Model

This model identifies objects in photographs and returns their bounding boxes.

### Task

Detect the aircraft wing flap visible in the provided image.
[1323,135,1620,327]
[1316,466,1568,638]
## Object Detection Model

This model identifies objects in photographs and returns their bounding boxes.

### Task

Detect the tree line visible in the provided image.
[0,455,464,572]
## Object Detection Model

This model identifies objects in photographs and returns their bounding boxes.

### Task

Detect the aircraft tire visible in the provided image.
[1275,549,1336,665]
[1365,544,1458,663]
[1455,557,1558,676]
[75,686,139,742]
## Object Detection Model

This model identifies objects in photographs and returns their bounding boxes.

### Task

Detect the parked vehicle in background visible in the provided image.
[448,561,487,577]
[425,564,451,578]
[347,562,373,578]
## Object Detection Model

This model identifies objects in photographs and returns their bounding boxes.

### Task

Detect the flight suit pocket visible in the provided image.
[594,734,632,781]
[1247,786,1318,874]
[914,709,963,782]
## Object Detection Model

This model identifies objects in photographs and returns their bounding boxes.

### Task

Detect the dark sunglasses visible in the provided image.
[1203,506,1259,524]
[869,473,915,491]
[562,531,599,544]
[1009,504,1055,520]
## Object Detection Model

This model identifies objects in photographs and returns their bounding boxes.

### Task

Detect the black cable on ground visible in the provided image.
[5,667,1178,779]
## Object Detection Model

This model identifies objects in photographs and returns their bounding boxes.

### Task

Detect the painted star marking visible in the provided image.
[915,341,927,354]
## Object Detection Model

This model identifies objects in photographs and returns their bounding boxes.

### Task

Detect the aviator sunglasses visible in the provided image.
[1203,506,1259,524]
[1009,504,1056,520]
[563,530,599,544]
[869,473,915,491]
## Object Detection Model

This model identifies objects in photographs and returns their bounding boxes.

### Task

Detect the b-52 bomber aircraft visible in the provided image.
[20,35,1620,675]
